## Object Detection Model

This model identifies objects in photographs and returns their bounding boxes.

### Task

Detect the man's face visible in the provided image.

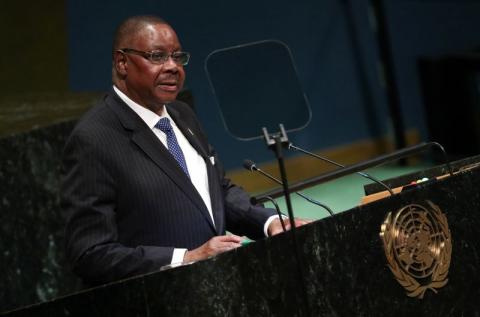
[121,23,186,109]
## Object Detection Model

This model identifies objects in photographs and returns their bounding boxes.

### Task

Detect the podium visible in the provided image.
[3,156,480,316]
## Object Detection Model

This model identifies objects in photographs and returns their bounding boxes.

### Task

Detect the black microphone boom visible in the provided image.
[288,144,395,196]
[262,196,287,233]
[243,159,335,216]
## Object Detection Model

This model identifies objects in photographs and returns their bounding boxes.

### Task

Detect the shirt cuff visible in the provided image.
[264,215,280,237]
[171,248,188,264]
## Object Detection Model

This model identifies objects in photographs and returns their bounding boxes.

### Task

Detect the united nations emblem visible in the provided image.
[379,201,452,299]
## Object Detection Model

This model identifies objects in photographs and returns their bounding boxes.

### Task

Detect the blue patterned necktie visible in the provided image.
[155,117,190,178]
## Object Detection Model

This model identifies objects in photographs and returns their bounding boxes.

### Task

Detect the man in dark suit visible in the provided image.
[62,15,305,285]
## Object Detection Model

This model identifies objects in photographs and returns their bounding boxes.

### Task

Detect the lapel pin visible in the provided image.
[187,128,194,136]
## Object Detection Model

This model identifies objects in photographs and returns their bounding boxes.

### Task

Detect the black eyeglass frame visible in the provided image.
[118,48,190,66]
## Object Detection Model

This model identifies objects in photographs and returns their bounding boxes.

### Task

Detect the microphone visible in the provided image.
[288,143,394,196]
[243,159,335,216]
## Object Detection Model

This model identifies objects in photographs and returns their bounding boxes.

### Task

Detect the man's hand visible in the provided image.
[183,235,243,263]
[268,217,311,236]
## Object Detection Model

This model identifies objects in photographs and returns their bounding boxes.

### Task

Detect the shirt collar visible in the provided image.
[113,85,171,129]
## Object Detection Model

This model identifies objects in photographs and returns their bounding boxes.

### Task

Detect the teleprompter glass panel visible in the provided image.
[205,40,311,141]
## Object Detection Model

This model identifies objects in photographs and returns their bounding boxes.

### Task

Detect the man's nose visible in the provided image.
[162,56,179,71]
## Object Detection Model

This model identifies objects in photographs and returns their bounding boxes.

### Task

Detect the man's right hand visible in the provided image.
[183,235,243,263]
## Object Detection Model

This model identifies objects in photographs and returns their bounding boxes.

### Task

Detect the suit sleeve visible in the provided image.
[61,129,173,285]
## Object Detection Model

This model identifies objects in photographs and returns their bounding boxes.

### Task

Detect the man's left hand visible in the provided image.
[268,217,312,236]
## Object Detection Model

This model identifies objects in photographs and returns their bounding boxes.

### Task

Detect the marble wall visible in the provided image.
[0,92,99,312]
[0,121,83,312]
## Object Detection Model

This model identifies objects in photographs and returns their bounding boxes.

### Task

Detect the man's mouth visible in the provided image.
[157,81,179,91]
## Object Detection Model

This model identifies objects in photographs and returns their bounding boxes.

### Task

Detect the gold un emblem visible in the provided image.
[379,201,452,299]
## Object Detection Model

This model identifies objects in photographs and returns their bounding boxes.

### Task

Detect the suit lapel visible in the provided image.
[204,160,224,234]
[167,106,209,159]
[168,104,225,235]
[106,91,216,233]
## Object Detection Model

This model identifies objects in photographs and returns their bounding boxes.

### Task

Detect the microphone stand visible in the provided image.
[244,160,335,216]
[262,124,295,232]
[262,124,311,316]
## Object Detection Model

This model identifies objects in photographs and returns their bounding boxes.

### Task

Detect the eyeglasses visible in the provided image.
[118,48,190,66]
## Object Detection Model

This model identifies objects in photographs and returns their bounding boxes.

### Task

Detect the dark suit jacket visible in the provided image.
[62,90,275,285]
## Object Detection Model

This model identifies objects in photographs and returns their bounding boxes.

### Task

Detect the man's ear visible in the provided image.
[114,50,128,77]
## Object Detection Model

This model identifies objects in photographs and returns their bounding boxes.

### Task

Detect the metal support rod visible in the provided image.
[370,0,407,154]
[254,142,453,204]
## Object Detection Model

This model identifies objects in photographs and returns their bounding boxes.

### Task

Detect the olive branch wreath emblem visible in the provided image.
[380,201,452,299]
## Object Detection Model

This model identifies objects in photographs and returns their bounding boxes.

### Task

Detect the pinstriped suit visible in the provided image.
[62,90,275,285]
